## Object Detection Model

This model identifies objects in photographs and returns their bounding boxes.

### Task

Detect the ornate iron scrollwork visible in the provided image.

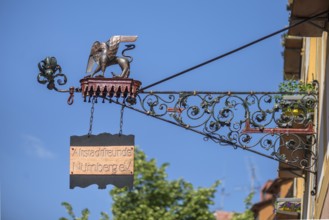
[113,90,318,173]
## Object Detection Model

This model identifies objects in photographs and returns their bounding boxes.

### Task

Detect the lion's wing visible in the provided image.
[86,41,101,73]
[106,36,138,58]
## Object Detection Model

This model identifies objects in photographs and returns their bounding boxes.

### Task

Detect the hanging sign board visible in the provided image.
[70,146,134,175]
[70,133,134,189]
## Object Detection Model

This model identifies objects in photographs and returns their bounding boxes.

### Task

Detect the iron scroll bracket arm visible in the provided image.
[100,92,317,175]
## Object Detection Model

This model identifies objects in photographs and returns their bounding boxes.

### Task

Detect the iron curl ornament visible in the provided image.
[37,56,68,91]
[37,56,77,105]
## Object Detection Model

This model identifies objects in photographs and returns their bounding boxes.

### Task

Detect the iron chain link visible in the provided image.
[119,103,125,136]
[88,97,96,137]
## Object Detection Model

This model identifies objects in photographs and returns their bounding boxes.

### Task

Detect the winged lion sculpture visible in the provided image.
[86,35,138,78]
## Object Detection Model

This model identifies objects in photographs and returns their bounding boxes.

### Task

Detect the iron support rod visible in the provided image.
[140,10,329,91]
[138,91,316,95]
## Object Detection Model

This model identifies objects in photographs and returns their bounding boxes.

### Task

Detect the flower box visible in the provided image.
[275,198,301,215]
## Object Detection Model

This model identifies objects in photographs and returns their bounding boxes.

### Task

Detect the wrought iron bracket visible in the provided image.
[37,57,319,177]
[117,90,319,174]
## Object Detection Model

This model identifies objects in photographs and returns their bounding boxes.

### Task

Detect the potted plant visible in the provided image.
[275,80,316,127]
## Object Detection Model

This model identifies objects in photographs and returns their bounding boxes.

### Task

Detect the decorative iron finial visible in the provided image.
[37,56,68,91]
[86,35,138,78]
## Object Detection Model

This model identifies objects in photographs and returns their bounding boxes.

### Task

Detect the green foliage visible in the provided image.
[278,80,315,93]
[60,202,90,220]
[60,148,220,220]
[100,212,110,220]
[275,80,316,116]
[110,148,220,220]
[231,192,255,220]
[275,80,316,106]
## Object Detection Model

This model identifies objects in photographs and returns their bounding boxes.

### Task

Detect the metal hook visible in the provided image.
[67,87,75,105]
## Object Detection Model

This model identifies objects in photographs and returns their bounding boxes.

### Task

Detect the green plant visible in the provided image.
[278,80,315,93]
[110,148,220,220]
[276,80,316,126]
[59,202,92,220]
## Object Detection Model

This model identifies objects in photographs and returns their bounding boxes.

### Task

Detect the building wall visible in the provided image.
[291,26,328,220]
[280,181,293,198]
[283,1,328,218]
[257,203,275,220]
[295,178,304,199]
[301,30,328,219]
[314,31,329,219]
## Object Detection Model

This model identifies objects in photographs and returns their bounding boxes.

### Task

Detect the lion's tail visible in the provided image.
[122,44,136,63]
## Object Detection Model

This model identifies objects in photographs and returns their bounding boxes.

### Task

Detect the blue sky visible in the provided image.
[1,1,289,219]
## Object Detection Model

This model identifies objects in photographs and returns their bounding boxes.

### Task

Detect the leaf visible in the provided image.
[61,202,76,219]
[100,212,109,220]
[81,208,90,220]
